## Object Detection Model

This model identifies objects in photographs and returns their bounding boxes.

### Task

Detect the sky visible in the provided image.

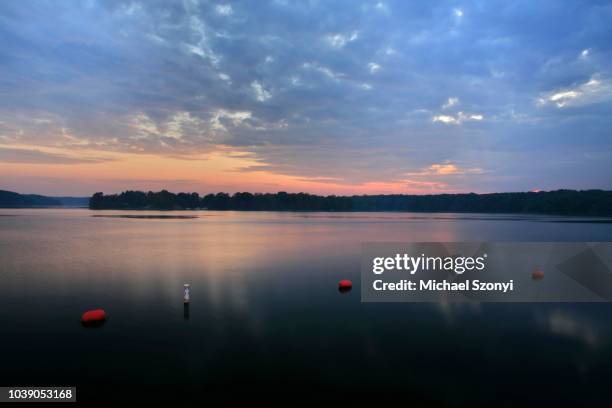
[1,0,611,196]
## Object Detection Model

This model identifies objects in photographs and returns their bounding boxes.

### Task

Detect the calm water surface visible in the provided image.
[1,209,612,404]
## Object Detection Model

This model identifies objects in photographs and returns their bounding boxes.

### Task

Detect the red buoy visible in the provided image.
[81,309,107,325]
[338,279,353,293]
[532,269,545,281]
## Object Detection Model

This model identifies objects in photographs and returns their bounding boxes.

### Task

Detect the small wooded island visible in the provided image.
[88,190,612,215]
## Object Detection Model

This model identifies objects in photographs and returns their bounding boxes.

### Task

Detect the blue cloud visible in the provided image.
[0,0,611,191]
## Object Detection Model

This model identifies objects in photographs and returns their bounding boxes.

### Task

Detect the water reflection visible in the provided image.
[435,299,482,324]
[546,309,602,348]
[1,209,612,403]
[91,214,198,219]
[183,303,190,320]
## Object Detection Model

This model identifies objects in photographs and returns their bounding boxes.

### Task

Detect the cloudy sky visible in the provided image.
[1,0,611,196]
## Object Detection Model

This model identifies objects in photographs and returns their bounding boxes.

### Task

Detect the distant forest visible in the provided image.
[89,190,612,215]
[0,190,89,208]
[0,190,61,207]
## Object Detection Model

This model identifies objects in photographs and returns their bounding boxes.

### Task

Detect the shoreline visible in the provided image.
[3,207,612,222]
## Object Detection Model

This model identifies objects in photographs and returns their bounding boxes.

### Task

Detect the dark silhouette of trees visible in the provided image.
[350,190,612,215]
[0,190,62,207]
[88,189,612,215]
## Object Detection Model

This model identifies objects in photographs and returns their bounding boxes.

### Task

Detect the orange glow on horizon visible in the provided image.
[0,144,456,196]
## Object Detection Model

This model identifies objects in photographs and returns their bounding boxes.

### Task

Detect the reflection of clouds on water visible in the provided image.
[227,273,250,312]
[91,215,199,219]
[434,300,481,323]
[546,310,601,348]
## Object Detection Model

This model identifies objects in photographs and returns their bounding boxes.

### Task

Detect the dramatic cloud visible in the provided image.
[0,0,611,194]
[0,147,113,165]
[537,76,612,108]
[406,162,484,177]
[432,112,484,125]
[251,81,272,102]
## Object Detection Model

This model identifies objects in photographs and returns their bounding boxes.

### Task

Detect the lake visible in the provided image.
[1,209,612,404]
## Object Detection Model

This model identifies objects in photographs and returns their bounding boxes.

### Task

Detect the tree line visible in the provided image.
[88,189,612,215]
[0,190,61,207]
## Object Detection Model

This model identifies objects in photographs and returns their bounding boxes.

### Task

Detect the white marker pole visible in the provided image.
[183,283,190,303]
